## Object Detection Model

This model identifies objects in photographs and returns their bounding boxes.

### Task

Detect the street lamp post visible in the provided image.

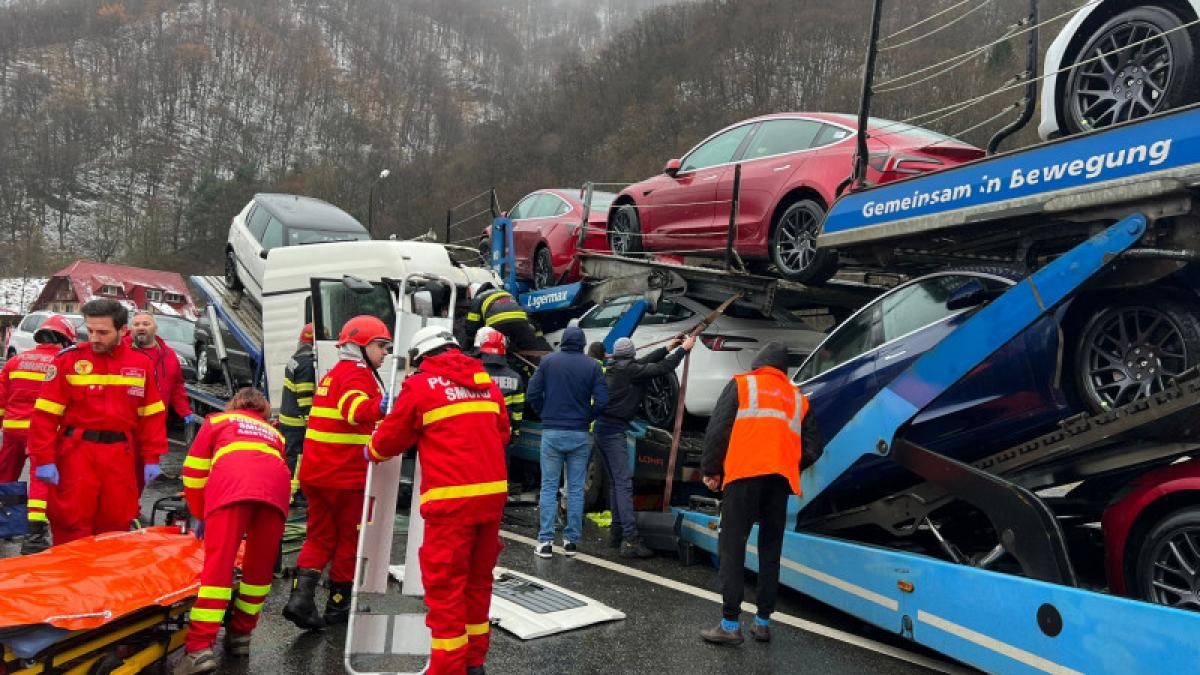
[368,168,391,237]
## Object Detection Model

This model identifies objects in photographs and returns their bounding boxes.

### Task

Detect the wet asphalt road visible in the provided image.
[4,434,970,674]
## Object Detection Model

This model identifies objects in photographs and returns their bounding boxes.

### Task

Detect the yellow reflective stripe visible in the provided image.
[2,419,30,429]
[504,393,524,404]
[473,372,491,385]
[367,441,387,462]
[422,401,500,426]
[65,374,145,387]
[278,414,306,427]
[308,406,343,421]
[512,412,524,421]
[466,622,490,635]
[305,429,372,445]
[234,598,264,615]
[486,311,527,325]
[213,441,283,464]
[480,292,506,314]
[0,408,4,415]
[466,312,481,322]
[189,608,226,623]
[34,399,65,415]
[239,582,272,596]
[430,634,469,651]
[28,511,47,522]
[27,499,47,509]
[9,371,46,381]
[338,389,368,413]
[183,476,208,489]
[183,456,212,470]
[346,395,369,425]
[283,378,315,393]
[138,400,166,417]
[198,586,232,600]
[297,397,313,407]
[420,480,508,505]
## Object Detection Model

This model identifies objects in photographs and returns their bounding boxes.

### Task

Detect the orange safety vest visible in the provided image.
[724,367,808,494]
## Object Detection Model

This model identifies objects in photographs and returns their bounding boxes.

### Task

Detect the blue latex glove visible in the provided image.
[184,414,200,425]
[35,463,59,486]
[190,518,205,540]
[380,392,392,416]
[144,463,162,484]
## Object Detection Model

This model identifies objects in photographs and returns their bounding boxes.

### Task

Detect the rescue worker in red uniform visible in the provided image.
[368,326,510,675]
[175,388,291,675]
[0,314,77,554]
[28,299,168,545]
[127,310,197,497]
[284,315,391,630]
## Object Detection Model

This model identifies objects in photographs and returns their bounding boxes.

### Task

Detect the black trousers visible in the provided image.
[281,426,305,475]
[718,474,790,621]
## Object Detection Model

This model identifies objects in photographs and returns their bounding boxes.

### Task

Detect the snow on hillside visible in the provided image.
[0,277,48,315]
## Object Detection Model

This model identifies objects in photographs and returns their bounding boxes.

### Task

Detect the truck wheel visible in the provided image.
[1134,505,1200,610]
[607,205,643,256]
[769,199,836,283]
[196,345,221,384]
[224,249,243,292]
[641,372,679,430]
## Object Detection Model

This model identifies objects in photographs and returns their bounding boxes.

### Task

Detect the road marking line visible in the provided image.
[499,530,969,674]
[917,610,1081,675]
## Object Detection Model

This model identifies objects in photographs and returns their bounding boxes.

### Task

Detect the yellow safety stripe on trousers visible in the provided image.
[297,397,313,407]
[198,586,232,600]
[137,400,166,417]
[183,456,212,471]
[430,633,469,651]
[65,374,145,387]
[422,401,500,426]
[27,499,47,509]
[213,441,284,464]
[2,419,30,429]
[305,429,372,445]
[512,411,524,421]
[466,622,490,636]
[183,476,208,489]
[283,378,315,393]
[278,413,306,427]
[346,394,370,425]
[234,598,265,615]
[239,581,272,596]
[473,372,492,385]
[504,393,525,405]
[34,398,65,415]
[211,413,286,443]
[28,511,47,522]
[189,607,226,623]
[308,406,343,421]
[420,480,508,505]
[485,311,528,326]
[9,371,46,381]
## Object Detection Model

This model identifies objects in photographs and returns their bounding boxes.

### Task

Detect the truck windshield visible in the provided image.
[315,280,396,342]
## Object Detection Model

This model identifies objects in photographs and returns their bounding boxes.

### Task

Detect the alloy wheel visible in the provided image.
[1067,20,1174,130]
[1080,306,1188,408]
[1147,526,1200,610]
[775,205,820,276]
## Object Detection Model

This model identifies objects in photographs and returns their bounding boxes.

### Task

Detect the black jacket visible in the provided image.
[598,346,687,428]
[700,342,821,477]
[482,353,525,436]
[279,344,315,430]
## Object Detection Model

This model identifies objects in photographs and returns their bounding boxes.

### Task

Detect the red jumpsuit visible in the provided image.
[28,343,168,545]
[369,349,510,675]
[125,335,192,495]
[296,358,384,583]
[181,410,290,652]
[0,344,61,526]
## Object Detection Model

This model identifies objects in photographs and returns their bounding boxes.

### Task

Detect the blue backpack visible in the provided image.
[0,482,29,538]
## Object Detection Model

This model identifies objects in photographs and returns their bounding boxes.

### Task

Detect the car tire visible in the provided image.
[532,246,554,290]
[224,249,243,292]
[607,204,643,256]
[769,199,837,283]
[1133,505,1200,610]
[196,344,221,384]
[1061,5,1199,136]
[641,372,680,430]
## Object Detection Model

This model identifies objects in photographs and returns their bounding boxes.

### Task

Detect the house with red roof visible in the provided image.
[31,261,197,319]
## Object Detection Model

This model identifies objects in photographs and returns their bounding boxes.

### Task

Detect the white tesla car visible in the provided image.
[545,295,825,427]
[1040,1,1200,139]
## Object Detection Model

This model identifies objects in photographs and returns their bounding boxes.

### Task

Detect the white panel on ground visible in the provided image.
[489,567,625,639]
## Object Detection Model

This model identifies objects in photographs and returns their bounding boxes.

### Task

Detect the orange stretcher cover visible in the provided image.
[0,527,202,631]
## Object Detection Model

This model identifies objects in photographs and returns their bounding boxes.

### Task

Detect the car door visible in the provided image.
[245,214,280,296]
[645,123,757,246]
[238,205,271,289]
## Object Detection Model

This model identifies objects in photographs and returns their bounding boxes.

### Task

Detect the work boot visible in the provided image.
[174,648,218,675]
[619,536,654,559]
[608,526,622,549]
[323,581,353,625]
[224,630,252,657]
[700,623,745,646]
[750,621,771,643]
[282,568,326,630]
[20,522,50,555]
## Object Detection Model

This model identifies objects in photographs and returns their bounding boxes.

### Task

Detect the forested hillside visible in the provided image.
[0,0,1076,275]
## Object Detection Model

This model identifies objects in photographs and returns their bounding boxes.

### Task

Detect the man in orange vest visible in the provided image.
[698,342,808,646]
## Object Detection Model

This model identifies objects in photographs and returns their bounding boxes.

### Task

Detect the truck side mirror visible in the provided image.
[946,279,988,311]
[342,274,374,295]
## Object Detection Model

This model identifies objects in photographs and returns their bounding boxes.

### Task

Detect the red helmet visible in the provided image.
[299,323,314,344]
[34,314,77,346]
[337,315,393,347]
[476,327,507,355]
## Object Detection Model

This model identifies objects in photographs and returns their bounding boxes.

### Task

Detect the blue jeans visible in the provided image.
[595,423,637,540]
[538,429,592,544]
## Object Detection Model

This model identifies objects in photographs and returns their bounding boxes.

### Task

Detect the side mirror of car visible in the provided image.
[258,249,269,259]
[342,274,375,295]
[663,158,682,178]
[946,279,989,311]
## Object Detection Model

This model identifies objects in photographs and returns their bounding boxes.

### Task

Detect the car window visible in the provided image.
[740,119,823,161]
[155,318,195,342]
[800,304,881,380]
[583,192,616,212]
[508,194,540,220]
[640,299,694,325]
[261,216,284,249]
[288,228,369,246]
[578,300,632,329]
[814,123,854,147]
[880,274,978,342]
[680,123,755,173]
[246,204,271,240]
[527,194,568,219]
[18,313,46,332]
[551,196,571,217]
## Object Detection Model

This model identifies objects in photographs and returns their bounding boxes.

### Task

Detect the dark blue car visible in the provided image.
[793,269,1200,512]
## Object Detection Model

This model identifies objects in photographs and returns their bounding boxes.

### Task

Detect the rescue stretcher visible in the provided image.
[0,519,202,674]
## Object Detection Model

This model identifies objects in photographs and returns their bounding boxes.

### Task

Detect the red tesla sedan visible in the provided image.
[481,189,616,289]
[606,113,983,282]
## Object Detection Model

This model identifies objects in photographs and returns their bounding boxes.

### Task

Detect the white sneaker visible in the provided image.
[534,541,553,558]
[562,541,578,557]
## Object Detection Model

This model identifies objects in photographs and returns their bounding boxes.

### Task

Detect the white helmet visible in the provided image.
[468,281,495,300]
[409,325,458,361]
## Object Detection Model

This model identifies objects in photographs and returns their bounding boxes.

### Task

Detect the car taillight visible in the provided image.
[699,334,757,351]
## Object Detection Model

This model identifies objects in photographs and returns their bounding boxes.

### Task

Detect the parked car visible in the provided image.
[545,294,825,427]
[6,311,87,357]
[480,189,617,289]
[194,312,257,387]
[154,315,197,382]
[606,113,983,283]
[1039,1,1200,140]
[226,193,370,305]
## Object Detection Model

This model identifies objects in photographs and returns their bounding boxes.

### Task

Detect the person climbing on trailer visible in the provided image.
[176,387,291,675]
[284,315,390,630]
[279,323,316,503]
[462,282,546,354]
[367,325,510,675]
[0,314,76,554]
[698,341,813,646]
